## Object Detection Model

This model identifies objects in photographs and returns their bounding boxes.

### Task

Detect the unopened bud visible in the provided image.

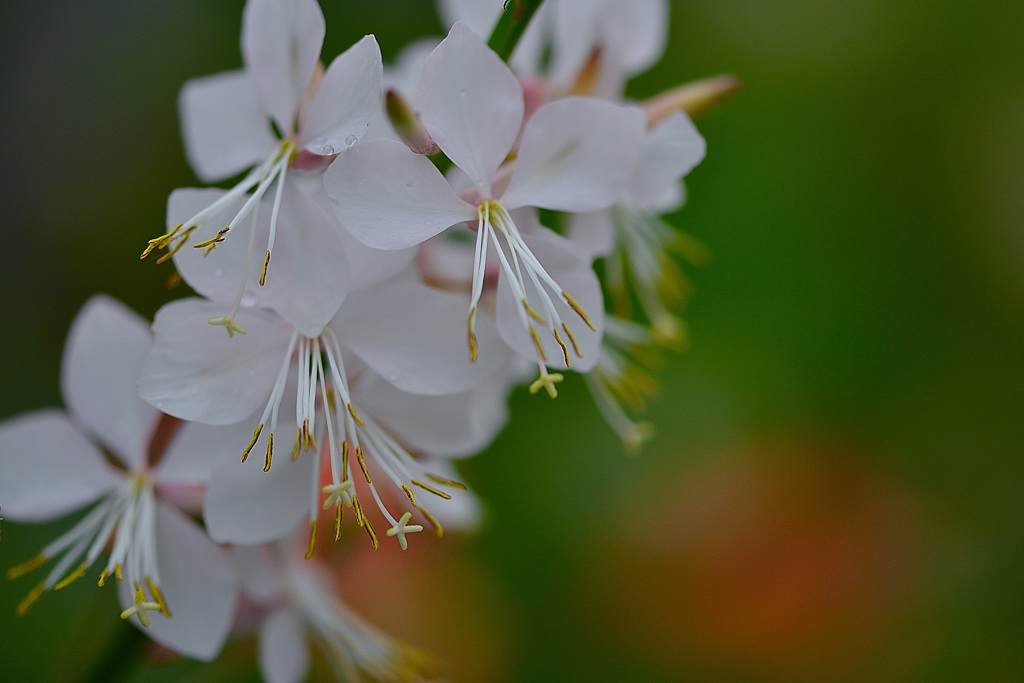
[385,89,437,155]
[643,74,740,128]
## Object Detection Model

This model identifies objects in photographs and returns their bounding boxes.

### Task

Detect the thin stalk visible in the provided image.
[487,0,545,63]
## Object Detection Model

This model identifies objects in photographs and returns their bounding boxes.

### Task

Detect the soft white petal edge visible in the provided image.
[260,607,311,683]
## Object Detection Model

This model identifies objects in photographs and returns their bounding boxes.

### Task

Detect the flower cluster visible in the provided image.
[1,0,727,680]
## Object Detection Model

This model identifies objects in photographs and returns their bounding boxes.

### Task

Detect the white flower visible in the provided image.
[143,0,385,336]
[325,23,646,396]
[0,296,238,661]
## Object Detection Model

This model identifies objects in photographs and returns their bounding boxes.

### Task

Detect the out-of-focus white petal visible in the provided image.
[411,458,483,532]
[139,299,292,425]
[241,0,325,134]
[355,371,510,458]
[416,22,523,194]
[436,0,500,34]
[0,410,121,521]
[204,417,313,545]
[61,295,157,471]
[230,544,280,602]
[179,70,278,183]
[623,111,706,211]
[260,607,310,683]
[501,97,646,213]
[324,138,473,250]
[122,503,238,662]
[567,210,616,260]
[300,36,383,154]
[496,226,605,372]
[154,419,255,488]
[338,281,500,396]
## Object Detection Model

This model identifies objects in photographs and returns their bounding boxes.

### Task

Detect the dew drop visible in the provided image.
[322,144,336,155]
[344,134,358,148]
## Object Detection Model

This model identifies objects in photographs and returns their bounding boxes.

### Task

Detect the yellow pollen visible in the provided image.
[146,576,172,617]
[53,562,89,591]
[16,581,47,616]
[355,447,372,484]
[411,480,452,500]
[305,520,318,560]
[140,223,182,259]
[114,563,123,581]
[346,403,365,427]
[363,516,379,551]
[291,427,302,460]
[553,328,571,367]
[242,423,264,462]
[401,483,417,507]
[562,290,596,331]
[529,371,564,398]
[425,473,468,490]
[522,299,547,324]
[420,508,444,538]
[98,568,110,587]
[562,322,581,357]
[467,307,479,363]
[259,250,271,286]
[334,502,343,541]
[155,225,198,265]
[529,325,548,362]
[193,226,230,256]
[263,433,275,472]
[208,316,248,337]
[352,496,365,527]
[341,441,350,480]
[6,554,46,580]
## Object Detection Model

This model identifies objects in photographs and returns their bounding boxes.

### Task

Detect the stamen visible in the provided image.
[263,432,274,472]
[242,423,264,462]
[120,582,163,628]
[529,325,548,362]
[193,226,230,256]
[425,473,468,491]
[553,328,571,367]
[363,516,379,551]
[16,581,47,616]
[53,562,89,591]
[562,322,582,357]
[401,484,417,506]
[410,480,452,501]
[154,225,198,265]
[6,554,46,580]
[467,307,479,363]
[259,250,271,286]
[140,224,182,259]
[522,299,547,324]
[305,520,318,560]
[355,446,372,484]
[335,502,343,541]
[419,508,444,538]
[347,403,365,427]
[563,290,596,331]
[146,576,172,617]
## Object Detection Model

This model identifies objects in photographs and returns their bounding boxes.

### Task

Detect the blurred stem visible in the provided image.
[487,0,545,62]
[81,624,147,683]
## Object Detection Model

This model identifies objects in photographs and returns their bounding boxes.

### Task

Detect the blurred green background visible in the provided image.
[2,1,1023,681]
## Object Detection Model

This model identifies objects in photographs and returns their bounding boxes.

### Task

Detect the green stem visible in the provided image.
[487,0,546,63]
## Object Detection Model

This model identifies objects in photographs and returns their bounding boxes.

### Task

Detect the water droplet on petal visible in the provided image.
[458,88,467,98]
[344,134,358,148]
[322,144,335,155]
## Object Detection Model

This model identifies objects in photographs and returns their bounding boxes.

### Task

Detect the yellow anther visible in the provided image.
[529,325,548,362]
[155,225,198,265]
[121,582,163,628]
[302,418,312,449]
[522,299,547,324]
[341,441,350,479]
[529,371,564,398]
[263,433,274,472]
[98,568,110,587]
[194,226,230,256]
[352,496,365,527]
[146,576,172,617]
[114,563,123,581]
[141,224,182,259]
[411,480,452,501]
[242,423,264,462]
[53,562,89,591]
[467,307,479,363]
[208,316,247,338]
[401,483,417,507]
[355,446,372,484]
[305,520,318,560]
[346,403,365,427]
[6,554,46,580]
[562,322,581,357]
[259,250,271,286]
[334,501,343,541]
[562,290,596,331]
[386,511,424,551]
[420,508,444,538]
[363,516,379,551]
[16,581,47,616]
[425,473,468,491]
[291,427,302,460]
[553,328,571,367]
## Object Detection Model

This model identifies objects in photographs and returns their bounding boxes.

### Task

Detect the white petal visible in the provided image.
[567,210,616,261]
[241,0,325,134]
[0,410,121,521]
[179,70,277,182]
[324,138,473,250]
[496,226,605,372]
[411,458,483,532]
[337,280,501,395]
[436,0,501,34]
[300,36,383,154]
[355,371,510,458]
[153,419,256,487]
[501,97,647,213]
[139,299,292,425]
[122,503,239,661]
[61,295,157,471]
[204,417,313,545]
[230,545,280,602]
[260,607,310,683]
[416,22,523,193]
[624,111,706,210]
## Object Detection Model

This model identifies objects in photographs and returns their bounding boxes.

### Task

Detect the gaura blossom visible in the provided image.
[325,22,646,397]
[138,279,504,552]
[233,542,438,683]
[143,0,384,336]
[0,296,238,661]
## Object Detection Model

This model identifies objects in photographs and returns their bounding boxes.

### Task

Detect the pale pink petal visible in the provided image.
[300,36,383,154]
[204,417,314,545]
[260,607,310,683]
[337,280,501,395]
[179,70,278,182]
[623,111,706,211]
[324,138,474,250]
[139,299,293,425]
[61,295,157,471]
[0,410,121,521]
[121,503,238,662]
[501,97,646,213]
[241,0,325,134]
[416,22,523,194]
[496,226,605,372]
